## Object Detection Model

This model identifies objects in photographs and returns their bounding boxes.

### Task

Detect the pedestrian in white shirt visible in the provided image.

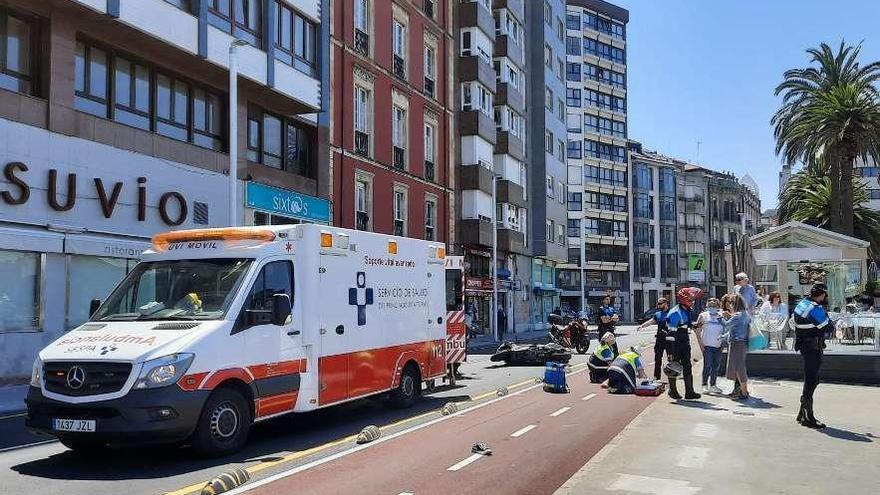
[693,298,724,394]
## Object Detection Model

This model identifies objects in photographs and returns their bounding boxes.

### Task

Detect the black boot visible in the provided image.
[668,378,682,400]
[796,397,806,424]
[684,378,701,400]
[802,399,826,429]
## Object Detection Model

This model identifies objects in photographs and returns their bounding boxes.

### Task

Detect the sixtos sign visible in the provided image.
[1,161,190,226]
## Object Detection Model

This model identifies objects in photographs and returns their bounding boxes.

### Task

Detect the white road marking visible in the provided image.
[219,368,589,495]
[447,453,484,471]
[676,446,709,468]
[550,406,571,417]
[398,492,414,495]
[690,422,719,439]
[608,473,701,495]
[0,439,57,453]
[510,424,537,438]
[582,393,597,401]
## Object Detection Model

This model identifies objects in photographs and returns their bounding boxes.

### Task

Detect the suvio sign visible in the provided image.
[246,182,331,224]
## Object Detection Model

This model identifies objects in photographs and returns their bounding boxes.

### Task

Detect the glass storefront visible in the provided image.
[66,255,138,329]
[465,294,491,337]
[0,250,40,333]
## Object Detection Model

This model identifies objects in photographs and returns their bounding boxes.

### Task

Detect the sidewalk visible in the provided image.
[0,385,27,416]
[555,378,879,495]
[468,324,642,354]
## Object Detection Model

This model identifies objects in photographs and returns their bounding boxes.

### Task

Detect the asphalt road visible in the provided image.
[0,329,654,495]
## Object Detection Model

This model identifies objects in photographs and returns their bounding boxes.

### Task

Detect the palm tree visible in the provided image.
[772,41,880,236]
[778,167,880,258]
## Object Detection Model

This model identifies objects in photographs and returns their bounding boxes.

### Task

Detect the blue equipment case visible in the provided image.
[543,362,568,393]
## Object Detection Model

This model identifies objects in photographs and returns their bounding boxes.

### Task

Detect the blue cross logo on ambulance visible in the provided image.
[348,272,375,326]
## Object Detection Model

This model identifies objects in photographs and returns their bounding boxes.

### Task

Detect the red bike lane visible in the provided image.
[238,370,656,495]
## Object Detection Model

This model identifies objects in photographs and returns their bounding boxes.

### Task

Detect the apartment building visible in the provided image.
[0,0,328,384]
[524,0,568,329]
[560,0,629,316]
[629,143,678,317]
[331,0,454,250]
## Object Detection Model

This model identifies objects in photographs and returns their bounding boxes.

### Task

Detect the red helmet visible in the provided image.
[677,287,703,308]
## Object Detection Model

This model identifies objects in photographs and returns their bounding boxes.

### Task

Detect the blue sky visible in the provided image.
[614,0,880,208]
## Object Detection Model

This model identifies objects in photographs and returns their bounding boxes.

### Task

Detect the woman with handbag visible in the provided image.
[722,294,752,400]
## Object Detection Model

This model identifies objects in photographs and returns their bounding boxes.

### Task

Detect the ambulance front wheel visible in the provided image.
[192,387,252,457]
[390,363,422,408]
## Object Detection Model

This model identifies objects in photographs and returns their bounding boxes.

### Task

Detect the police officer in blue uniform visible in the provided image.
[597,295,620,356]
[665,288,703,400]
[637,298,670,380]
[793,283,831,429]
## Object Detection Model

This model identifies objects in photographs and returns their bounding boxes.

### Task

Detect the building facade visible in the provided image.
[0,0,328,385]
[455,0,532,339]
[561,0,629,317]
[525,0,568,329]
[330,0,454,249]
[629,144,678,317]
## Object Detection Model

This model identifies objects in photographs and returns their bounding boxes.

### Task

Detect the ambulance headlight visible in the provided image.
[30,356,43,387]
[134,354,195,389]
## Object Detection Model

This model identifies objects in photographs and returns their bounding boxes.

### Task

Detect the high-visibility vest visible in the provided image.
[593,343,613,361]
[619,351,639,370]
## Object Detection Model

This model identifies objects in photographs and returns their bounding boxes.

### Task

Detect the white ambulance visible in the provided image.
[26,225,448,456]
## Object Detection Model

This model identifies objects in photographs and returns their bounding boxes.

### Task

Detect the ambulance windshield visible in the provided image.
[93,258,254,322]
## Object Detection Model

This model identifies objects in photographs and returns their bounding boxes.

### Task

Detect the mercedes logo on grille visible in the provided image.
[66,366,86,390]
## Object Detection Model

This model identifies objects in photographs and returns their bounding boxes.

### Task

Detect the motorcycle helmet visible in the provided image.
[664,361,683,378]
[676,287,704,308]
[601,332,616,345]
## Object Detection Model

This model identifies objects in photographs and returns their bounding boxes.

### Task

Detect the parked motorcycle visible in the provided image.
[489,341,572,366]
[547,314,592,354]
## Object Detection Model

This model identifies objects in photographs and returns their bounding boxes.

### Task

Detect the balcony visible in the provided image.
[354,131,370,157]
[496,82,525,115]
[459,164,494,194]
[354,29,369,57]
[497,179,526,208]
[458,110,497,144]
[458,56,496,91]
[498,228,526,254]
[393,55,406,80]
[393,146,406,170]
[424,77,435,98]
[494,0,524,22]
[495,131,525,161]
[458,0,494,37]
[494,36,524,68]
[425,160,435,182]
[459,218,494,247]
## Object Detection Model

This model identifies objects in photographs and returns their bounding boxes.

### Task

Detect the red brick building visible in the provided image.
[331,0,454,243]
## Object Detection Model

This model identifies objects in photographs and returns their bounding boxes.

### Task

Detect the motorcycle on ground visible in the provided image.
[547,314,592,354]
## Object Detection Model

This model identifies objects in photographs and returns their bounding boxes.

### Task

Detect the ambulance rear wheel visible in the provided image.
[390,364,421,408]
[192,388,252,457]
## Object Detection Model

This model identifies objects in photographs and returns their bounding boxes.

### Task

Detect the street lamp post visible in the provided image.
[580,222,586,317]
[228,39,248,227]
[491,174,499,342]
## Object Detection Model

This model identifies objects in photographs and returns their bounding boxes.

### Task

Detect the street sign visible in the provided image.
[688,253,706,282]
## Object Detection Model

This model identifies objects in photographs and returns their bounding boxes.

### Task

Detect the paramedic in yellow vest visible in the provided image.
[606,347,647,394]
[588,332,617,383]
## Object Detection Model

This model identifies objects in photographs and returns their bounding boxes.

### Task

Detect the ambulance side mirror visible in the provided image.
[89,299,102,317]
[271,294,292,326]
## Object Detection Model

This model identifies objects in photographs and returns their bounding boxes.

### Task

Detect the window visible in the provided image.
[545,131,553,154]
[164,0,192,10]
[567,140,582,159]
[546,175,554,197]
[208,0,262,46]
[556,19,564,42]
[566,88,581,107]
[584,139,626,163]
[425,197,437,240]
[355,172,372,231]
[567,192,582,211]
[354,85,371,157]
[583,37,624,64]
[566,36,581,56]
[354,0,370,56]
[584,63,625,89]
[659,197,676,221]
[567,218,581,237]
[636,252,656,278]
[241,261,293,326]
[462,82,492,116]
[558,181,566,204]
[633,164,653,189]
[76,41,225,151]
[67,256,136,329]
[566,62,581,82]
[392,105,407,169]
[392,19,406,79]
[247,107,316,177]
[660,225,676,249]
[557,99,565,121]
[557,58,565,82]
[0,10,34,95]
[566,13,580,30]
[557,139,565,162]
[544,43,552,68]
[424,44,436,97]
[0,250,40,332]
[393,187,407,236]
[635,192,654,219]
[583,218,598,235]
[424,0,435,19]
[546,219,554,244]
[275,2,317,75]
[545,88,553,110]
[424,122,436,181]
[661,254,677,279]
[568,248,581,266]
[557,224,565,245]
[543,1,552,25]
